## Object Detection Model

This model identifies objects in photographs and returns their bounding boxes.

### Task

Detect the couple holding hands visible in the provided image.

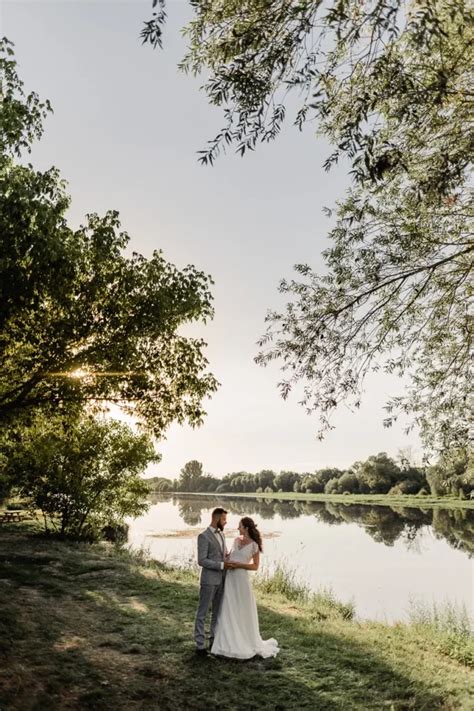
[194,507,279,660]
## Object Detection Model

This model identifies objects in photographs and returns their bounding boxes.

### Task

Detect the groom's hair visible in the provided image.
[212,508,227,517]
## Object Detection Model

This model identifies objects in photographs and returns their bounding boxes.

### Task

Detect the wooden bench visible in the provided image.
[0,510,29,523]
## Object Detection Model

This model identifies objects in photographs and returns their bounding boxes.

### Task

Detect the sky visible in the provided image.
[2,0,421,477]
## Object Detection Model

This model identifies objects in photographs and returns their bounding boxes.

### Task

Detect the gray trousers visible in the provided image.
[194,582,224,649]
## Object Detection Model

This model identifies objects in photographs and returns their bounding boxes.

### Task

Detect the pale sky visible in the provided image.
[2,0,421,477]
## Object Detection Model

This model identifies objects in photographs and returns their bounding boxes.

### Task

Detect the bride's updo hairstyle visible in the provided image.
[241,517,263,552]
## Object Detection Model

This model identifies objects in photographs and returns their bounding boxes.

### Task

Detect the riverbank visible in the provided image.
[168,491,474,510]
[1,523,472,710]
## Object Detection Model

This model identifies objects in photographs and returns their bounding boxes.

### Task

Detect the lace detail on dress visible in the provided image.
[230,538,258,563]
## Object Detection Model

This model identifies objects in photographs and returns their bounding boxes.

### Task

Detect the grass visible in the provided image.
[177,491,474,511]
[407,600,474,667]
[255,563,356,622]
[0,522,473,710]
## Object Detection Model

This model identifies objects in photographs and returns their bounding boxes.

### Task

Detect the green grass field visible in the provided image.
[0,522,472,710]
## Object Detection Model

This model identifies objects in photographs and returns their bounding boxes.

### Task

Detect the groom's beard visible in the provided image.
[216,521,225,531]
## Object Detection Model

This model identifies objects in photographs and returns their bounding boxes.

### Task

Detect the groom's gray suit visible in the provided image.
[194,526,227,649]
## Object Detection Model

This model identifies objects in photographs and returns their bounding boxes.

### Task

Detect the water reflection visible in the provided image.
[149,493,474,556]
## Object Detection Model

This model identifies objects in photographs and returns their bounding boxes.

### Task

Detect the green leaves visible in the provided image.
[160,1,473,452]
[3,413,157,538]
[140,0,167,49]
[0,41,218,438]
[0,38,52,159]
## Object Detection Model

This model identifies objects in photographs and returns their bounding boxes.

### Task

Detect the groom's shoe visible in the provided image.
[195,647,208,657]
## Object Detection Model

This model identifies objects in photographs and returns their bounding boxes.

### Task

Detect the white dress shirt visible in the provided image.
[209,526,225,570]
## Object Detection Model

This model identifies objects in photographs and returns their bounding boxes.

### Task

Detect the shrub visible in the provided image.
[8,414,156,539]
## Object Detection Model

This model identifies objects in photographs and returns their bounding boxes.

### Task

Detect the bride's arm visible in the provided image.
[231,551,260,571]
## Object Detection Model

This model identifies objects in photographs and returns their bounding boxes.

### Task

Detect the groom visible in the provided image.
[194,507,233,655]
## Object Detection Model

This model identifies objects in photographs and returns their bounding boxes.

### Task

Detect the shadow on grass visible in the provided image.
[0,529,455,710]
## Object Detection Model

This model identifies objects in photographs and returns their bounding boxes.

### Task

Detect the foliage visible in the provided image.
[255,469,276,491]
[176,460,220,492]
[302,468,345,494]
[147,476,175,493]
[159,451,471,498]
[219,470,256,493]
[350,452,403,494]
[178,460,203,490]
[426,449,473,497]
[274,470,300,492]
[1,413,156,538]
[142,1,473,451]
[0,38,218,437]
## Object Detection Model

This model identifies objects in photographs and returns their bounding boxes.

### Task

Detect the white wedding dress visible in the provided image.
[211,538,279,659]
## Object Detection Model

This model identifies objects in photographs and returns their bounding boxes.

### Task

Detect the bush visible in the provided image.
[7,414,156,540]
[101,523,129,544]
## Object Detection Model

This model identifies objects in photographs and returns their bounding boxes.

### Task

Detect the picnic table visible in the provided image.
[0,510,29,523]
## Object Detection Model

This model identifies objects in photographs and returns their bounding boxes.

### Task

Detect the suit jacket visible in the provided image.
[197,526,227,586]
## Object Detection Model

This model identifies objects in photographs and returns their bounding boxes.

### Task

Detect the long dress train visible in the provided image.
[211,538,279,659]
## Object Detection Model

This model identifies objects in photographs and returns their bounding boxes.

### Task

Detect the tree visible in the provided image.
[255,469,276,491]
[274,470,301,492]
[301,475,324,494]
[178,460,204,491]
[147,476,174,492]
[0,39,218,437]
[2,414,155,538]
[316,468,345,486]
[197,474,220,492]
[351,453,401,494]
[337,472,360,495]
[324,478,340,495]
[426,449,472,497]
[141,1,473,451]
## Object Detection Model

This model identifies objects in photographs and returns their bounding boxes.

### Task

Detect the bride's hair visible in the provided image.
[241,517,263,552]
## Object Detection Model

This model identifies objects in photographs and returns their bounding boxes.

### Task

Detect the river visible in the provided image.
[126,494,473,623]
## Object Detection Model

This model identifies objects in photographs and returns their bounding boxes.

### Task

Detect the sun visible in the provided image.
[69,368,88,379]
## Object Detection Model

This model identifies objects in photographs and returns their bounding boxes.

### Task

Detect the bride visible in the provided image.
[211,517,279,659]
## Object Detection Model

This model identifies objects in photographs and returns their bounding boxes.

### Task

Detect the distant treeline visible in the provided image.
[147,451,472,499]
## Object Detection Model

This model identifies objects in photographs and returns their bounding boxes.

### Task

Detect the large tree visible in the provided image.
[178,459,204,491]
[0,39,218,436]
[142,1,473,452]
